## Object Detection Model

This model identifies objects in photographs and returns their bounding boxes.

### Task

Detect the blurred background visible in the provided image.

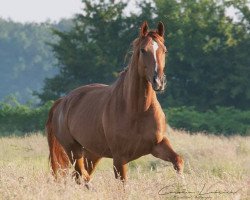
[0,0,249,136]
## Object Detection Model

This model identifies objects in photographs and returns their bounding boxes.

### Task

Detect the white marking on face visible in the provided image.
[153,40,159,72]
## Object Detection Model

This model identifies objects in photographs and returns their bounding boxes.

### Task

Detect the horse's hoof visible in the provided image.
[84,183,90,190]
[84,182,96,191]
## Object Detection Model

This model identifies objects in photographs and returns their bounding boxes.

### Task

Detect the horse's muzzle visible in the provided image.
[153,73,166,92]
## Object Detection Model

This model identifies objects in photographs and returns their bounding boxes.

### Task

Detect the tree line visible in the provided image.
[36,0,250,111]
[0,18,72,103]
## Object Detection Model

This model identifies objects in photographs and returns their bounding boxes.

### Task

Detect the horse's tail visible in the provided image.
[46,99,70,177]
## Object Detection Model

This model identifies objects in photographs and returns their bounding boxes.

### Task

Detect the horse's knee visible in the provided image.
[151,137,173,160]
[151,137,184,173]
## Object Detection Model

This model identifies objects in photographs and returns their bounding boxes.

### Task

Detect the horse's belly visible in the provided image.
[69,116,112,157]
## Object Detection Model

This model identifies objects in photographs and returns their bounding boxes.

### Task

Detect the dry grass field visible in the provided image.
[0,129,249,200]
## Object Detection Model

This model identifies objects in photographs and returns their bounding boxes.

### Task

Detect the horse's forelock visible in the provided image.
[133,31,164,49]
[147,31,164,43]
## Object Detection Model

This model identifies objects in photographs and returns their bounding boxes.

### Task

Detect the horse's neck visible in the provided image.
[122,61,156,113]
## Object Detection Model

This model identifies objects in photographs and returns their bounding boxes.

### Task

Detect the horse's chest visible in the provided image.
[137,118,164,141]
[110,115,165,160]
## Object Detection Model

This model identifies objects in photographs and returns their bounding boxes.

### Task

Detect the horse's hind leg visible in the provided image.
[83,150,101,177]
[64,142,90,183]
[151,136,184,173]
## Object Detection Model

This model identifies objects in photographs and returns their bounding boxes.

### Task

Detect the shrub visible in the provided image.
[0,100,52,136]
[165,107,250,136]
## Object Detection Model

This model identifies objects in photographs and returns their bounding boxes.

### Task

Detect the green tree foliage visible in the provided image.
[35,0,250,110]
[166,106,250,135]
[155,0,250,109]
[0,18,72,103]
[37,0,155,102]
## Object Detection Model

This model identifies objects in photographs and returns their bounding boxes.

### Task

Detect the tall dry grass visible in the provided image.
[0,130,249,199]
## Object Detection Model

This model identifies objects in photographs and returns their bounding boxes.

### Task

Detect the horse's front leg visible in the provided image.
[151,136,184,173]
[113,158,128,181]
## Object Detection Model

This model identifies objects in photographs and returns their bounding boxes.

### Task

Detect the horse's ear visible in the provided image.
[157,21,164,37]
[140,21,148,37]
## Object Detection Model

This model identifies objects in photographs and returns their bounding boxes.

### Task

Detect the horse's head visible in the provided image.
[137,21,167,92]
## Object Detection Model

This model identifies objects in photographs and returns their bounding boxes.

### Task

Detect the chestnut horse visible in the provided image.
[46,21,184,182]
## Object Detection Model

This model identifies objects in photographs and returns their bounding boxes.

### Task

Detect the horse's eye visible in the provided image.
[140,49,146,54]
